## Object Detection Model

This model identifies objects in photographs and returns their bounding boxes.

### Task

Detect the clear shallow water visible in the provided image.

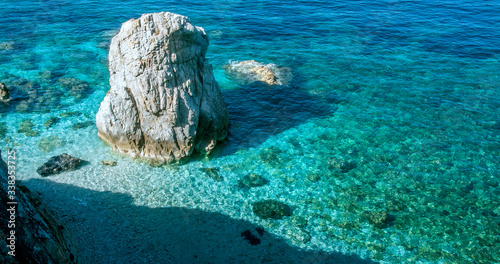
[1,0,499,263]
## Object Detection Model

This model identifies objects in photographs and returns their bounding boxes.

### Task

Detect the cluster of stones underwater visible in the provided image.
[0,109,94,152]
[215,117,500,263]
[0,72,95,114]
[0,66,97,150]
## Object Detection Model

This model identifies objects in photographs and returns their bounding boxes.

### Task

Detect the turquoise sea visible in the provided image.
[1,0,499,263]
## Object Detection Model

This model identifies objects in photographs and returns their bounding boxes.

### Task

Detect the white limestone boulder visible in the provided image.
[96,12,229,165]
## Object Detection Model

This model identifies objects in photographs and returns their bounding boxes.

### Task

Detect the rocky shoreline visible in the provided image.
[0,150,79,264]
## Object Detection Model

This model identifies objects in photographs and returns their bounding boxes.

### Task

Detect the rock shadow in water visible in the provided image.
[215,79,338,156]
[24,178,376,264]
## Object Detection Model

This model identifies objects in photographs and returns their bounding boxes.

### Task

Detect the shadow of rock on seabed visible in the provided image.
[212,78,340,158]
[23,177,377,264]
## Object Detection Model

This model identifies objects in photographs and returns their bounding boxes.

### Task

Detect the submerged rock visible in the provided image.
[0,41,14,50]
[96,12,229,165]
[328,156,357,173]
[252,200,292,219]
[17,119,39,137]
[37,136,65,152]
[0,73,67,113]
[36,153,86,176]
[283,226,311,245]
[361,210,395,229]
[306,173,321,183]
[237,173,269,189]
[291,215,308,228]
[0,122,7,139]
[36,70,56,83]
[259,146,285,167]
[200,167,223,182]
[223,60,292,86]
[58,77,91,101]
[0,150,79,264]
[71,121,94,130]
[0,82,10,102]
[255,226,265,236]
[44,117,59,128]
[60,111,81,118]
[241,230,261,245]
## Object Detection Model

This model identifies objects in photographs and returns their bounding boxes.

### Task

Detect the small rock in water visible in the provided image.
[255,227,265,236]
[0,122,7,139]
[36,70,56,83]
[200,167,223,182]
[101,160,117,166]
[59,111,81,118]
[237,173,269,189]
[328,156,357,173]
[36,153,86,176]
[259,146,284,167]
[252,200,292,219]
[223,60,292,86]
[43,117,59,128]
[361,210,395,229]
[306,173,321,182]
[37,136,65,153]
[0,41,14,50]
[241,230,261,245]
[291,215,308,228]
[58,77,91,101]
[0,82,10,102]
[71,121,94,130]
[18,119,39,137]
[283,226,311,245]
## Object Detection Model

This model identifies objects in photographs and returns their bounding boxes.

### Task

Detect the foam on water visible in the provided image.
[1,0,500,263]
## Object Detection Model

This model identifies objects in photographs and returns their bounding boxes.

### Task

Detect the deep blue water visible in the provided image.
[1,0,499,263]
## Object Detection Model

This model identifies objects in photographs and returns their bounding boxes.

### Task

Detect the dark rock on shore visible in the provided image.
[36,153,86,176]
[252,200,292,220]
[0,150,79,263]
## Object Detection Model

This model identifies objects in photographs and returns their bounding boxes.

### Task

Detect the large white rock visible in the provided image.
[96,12,229,165]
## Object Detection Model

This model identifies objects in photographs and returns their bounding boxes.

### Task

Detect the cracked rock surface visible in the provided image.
[96,12,229,165]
